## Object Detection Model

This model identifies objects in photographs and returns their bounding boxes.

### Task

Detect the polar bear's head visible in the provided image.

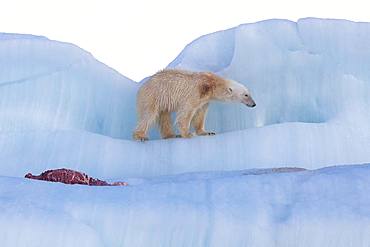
[211,76,256,107]
[226,79,256,107]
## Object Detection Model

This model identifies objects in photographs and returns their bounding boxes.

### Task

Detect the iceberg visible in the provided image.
[1,18,370,178]
[1,18,370,246]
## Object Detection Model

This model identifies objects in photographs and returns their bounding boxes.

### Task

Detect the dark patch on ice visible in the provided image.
[243,167,307,176]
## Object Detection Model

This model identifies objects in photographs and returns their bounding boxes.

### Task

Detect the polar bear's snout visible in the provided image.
[248,101,256,108]
[227,79,256,108]
[243,95,256,107]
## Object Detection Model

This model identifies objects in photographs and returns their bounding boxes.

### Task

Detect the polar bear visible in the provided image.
[133,69,256,141]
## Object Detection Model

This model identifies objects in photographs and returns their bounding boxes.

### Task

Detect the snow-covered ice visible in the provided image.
[2,165,370,247]
[0,33,138,139]
[1,18,370,246]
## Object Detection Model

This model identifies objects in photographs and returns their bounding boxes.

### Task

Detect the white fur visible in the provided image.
[227,79,255,107]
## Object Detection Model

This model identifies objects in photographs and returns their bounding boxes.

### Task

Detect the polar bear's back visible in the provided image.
[137,69,203,112]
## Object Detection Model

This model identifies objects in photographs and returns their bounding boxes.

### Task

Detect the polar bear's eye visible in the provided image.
[228,88,233,93]
[244,94,249,97]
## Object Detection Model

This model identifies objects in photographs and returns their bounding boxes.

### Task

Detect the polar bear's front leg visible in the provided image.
[192,104,215,136]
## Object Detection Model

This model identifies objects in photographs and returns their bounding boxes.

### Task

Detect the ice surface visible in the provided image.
[1,165,370,247]
[0,123,369,178]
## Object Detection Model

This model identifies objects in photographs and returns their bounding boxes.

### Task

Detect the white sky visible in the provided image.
[1,0,369,81]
